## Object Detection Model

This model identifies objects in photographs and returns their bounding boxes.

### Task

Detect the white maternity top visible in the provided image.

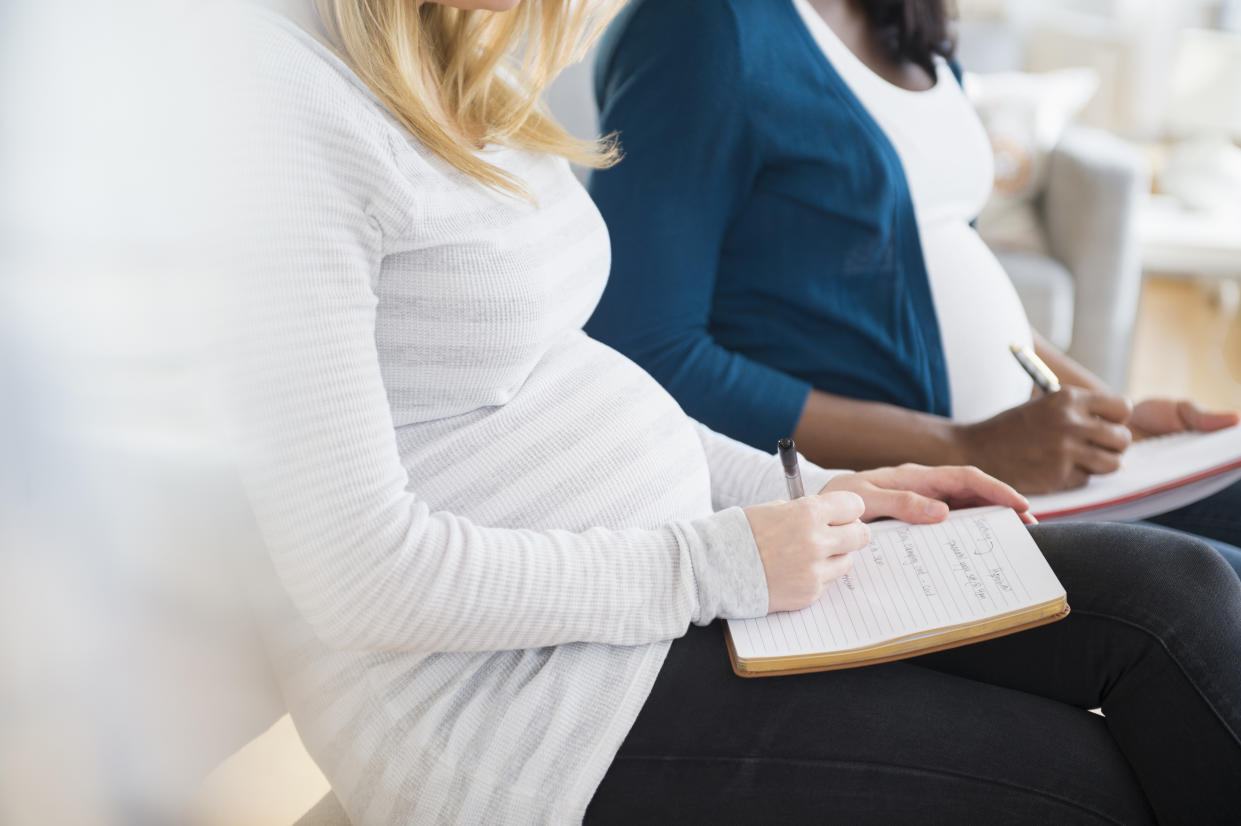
[793,0,1034,422]
[232,7,839,824]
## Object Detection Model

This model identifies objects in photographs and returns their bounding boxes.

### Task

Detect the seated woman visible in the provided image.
[234,0,1241,822]
[585,0,1241,576]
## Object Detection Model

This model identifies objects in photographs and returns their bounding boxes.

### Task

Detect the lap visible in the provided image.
[587,623,1151,825]
[587,521,1241,825]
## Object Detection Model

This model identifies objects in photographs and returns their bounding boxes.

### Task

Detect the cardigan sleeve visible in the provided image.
[585,0,812,450]
[226,19,772,655]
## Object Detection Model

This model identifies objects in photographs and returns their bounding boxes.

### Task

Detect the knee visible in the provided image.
[1168,531,1241,613]
[1143,528,1238,605]
[1033,522,1241,617]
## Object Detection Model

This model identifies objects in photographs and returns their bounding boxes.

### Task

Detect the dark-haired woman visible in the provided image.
[586,0,1241,577]
[579,1,1241,821]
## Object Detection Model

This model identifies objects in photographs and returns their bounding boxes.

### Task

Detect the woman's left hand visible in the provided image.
[1129,398,1240,441]
[821,463,1035,525]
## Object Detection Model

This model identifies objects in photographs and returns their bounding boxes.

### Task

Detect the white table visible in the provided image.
[1140,195,1241,310]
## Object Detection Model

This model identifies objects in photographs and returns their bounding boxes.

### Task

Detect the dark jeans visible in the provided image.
[586,523,1241,825]
[1145,479,1241,580]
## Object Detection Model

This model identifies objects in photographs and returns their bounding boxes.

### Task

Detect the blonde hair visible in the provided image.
[313,0,623,197]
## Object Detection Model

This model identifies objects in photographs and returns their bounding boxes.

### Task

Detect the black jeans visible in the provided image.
[586,523,1241,825]
[1146,479,1241,580]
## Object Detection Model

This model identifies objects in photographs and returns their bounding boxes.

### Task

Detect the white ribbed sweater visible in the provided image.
[234,9,837,824]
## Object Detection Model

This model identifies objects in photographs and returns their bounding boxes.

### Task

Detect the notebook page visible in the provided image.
[727,506,1063,660]
[1027,426,1241,520]
[1045,468,1241,524]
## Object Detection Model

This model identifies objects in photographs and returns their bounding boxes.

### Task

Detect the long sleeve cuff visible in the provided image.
[680,506,768,622]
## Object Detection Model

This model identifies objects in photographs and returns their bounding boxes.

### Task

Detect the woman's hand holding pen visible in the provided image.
[745,492,869,613]
[745,463,1031,613]
[1016,336,1240,446]
[952,387,1133,494]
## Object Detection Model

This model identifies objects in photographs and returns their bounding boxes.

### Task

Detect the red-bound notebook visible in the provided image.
[1026,426,1241,523]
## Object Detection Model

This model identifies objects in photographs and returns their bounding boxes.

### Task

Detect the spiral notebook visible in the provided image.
[724,506,1068,677]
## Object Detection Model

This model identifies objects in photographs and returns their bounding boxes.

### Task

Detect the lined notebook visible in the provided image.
[1026,426,1241,523]
[725,506,1068,677]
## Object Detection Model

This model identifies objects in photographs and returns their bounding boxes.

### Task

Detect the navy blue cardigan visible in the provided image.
[585,0,952,451]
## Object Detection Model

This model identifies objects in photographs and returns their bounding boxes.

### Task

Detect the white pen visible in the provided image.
[1010,343,1061,394]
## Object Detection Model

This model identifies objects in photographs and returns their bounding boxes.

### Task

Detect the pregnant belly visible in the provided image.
[393,331,714,532]
[921,223,1035,423]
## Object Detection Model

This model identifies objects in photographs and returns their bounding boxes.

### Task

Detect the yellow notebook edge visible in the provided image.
[725,599,1070,678]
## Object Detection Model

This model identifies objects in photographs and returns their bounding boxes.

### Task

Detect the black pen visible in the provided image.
[1010,343,1061,394]
[777,437,806,499]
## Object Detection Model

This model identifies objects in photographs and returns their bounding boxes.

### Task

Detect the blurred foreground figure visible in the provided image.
[0,3,274,824]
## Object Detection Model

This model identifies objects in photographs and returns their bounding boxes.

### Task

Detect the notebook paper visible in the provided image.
[1027,426,1241,523]
[727,506,1063,661]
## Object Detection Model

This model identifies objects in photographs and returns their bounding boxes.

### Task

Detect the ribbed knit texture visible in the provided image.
[230,8,839,824]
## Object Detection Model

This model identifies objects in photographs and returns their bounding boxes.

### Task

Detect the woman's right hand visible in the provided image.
[744,491,870,614]
[953,387,1133,494]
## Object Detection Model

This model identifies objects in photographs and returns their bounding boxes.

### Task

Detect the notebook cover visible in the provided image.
[725,602,1070,678]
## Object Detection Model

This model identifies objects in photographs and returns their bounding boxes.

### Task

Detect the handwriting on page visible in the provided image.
[730,511,1040,659]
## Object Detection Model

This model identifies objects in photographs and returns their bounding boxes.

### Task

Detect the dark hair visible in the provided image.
[861,0,956,78]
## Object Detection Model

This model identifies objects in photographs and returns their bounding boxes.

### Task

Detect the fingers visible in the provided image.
[940,465,1030,511]
[1073,416,1132,453]
[1179,400,1241,433]
[1070,442,1122,476]
[1063,467,1090,490]
[1082,390,1132,424]
[1065,397,1131,467]
[899,464,1030,513]
[814,552,854,587]
[1131,397,1184,435]
[836,465,1031,521]
[819,519,870,555]
[810,490,866,526]
[790,494,869,553]
[751,495,869,613]
[852,484,948,523]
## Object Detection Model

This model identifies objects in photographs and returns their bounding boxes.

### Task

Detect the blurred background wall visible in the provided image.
[953,0,1241,411]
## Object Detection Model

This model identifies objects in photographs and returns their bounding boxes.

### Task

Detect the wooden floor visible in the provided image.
[1127,276,1241,411]
[194,715,329,826]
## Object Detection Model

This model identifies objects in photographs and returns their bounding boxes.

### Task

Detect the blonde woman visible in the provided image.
[233,1,1241,823]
